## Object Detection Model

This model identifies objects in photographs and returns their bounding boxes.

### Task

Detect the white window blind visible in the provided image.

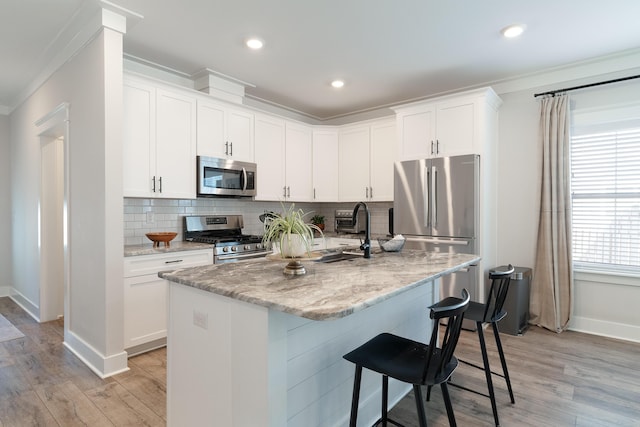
[571,126,640,273]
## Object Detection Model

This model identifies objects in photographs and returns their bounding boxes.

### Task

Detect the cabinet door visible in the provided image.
[285,122,313,201]
[227,109,254,162]
[339,126,370,202]
[254,115,286,200]
[435,100,475,157]
[124,274,168,349]
[123,79,156,197]
[156,88,197,199]
[369,120,396,201]
[398,106,435,160]
[196,100,227,158]
[312,129,339,201]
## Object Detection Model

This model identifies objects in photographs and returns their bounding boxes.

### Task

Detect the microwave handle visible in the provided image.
[241,167,247,192]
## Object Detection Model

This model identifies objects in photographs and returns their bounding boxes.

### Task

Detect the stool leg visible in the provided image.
[349,366,362,427]
[441,382,457,427]
[477,322,500,427]
[492,322,515,404]
[413,385,428,427]
[382,375,389,426]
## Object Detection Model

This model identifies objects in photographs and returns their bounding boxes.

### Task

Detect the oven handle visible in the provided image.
[216,251,271,262]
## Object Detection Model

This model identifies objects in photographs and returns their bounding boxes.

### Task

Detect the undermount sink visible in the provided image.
[316,251,364,263]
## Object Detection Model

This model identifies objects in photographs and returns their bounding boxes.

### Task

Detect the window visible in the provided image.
[571,124,640,273]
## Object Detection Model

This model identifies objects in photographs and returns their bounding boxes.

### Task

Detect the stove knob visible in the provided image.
[256,243,263,249]
[222,246,229,253]
[244,244,251,250]
[231,246,237,252]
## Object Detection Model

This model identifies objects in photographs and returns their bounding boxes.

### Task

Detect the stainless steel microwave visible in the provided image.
[197,156,257,197]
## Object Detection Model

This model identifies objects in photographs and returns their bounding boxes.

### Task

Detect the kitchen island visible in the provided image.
[160,250,480,427]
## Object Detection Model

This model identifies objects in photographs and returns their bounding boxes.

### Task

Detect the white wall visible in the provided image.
[9,14,127,376]
[0,114,10,295]
[495,61,640,342]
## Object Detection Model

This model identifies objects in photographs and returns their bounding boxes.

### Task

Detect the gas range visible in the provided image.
[183,215,270,263]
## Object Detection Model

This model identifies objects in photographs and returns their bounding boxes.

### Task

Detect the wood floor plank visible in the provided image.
[0,389,59,427]
[36,380,115,427]
[85,382,165,426]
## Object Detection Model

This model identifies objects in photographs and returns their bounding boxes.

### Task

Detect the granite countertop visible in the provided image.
[159,250,480,321]
[124,241,212,257]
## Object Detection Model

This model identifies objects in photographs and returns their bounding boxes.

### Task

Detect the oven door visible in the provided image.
[214,251,270,264]
[197,156,256,197]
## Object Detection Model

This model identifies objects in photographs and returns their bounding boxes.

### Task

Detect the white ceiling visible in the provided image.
[3,0,640,119]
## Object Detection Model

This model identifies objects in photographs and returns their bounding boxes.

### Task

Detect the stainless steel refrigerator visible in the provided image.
[394,154,480,327]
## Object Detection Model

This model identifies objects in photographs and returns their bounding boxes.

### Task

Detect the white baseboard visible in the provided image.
[569,316,640,344]
[9,291,41,322]
[63,329,129,378]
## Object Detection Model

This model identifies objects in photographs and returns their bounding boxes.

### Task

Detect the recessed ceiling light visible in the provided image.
[501,24,525,38]
[246,38,264,50]
[331,80,345,88]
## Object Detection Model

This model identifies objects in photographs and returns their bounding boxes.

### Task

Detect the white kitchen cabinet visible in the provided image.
[338,119,396,202]
[284,122,313,201]
[196,98,254,162]
[394,87,501,160]
[124,249,213,355]
[123,77,196,199]
[254,116,313,201]
[312,128,339,201]
[254,114,286,200]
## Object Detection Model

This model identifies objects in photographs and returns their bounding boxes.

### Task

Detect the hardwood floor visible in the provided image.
[0,297,166,426]
[1,295,639,426]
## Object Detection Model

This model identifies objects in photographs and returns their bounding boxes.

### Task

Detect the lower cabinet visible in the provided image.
[124,249,213,355]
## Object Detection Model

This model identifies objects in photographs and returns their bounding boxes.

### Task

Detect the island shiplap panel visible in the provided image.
[285,282,436,427]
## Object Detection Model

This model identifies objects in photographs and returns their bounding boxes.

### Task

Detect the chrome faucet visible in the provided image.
[352,202,371,258]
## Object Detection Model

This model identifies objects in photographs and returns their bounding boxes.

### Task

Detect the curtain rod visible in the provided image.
[533,74,640,98]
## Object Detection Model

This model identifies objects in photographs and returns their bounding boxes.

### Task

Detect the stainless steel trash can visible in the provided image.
[492,266,531,336]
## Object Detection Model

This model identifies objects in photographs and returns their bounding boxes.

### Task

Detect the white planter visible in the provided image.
[280,234,308,258]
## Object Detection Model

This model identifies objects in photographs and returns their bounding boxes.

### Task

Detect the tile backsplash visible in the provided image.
[124,198,393,246]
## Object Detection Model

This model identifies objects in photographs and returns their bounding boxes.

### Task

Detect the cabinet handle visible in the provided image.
[313,188,316,199]
[230,142,233,156]
[436,139,440,154]
[283,186,287,197]
[165,259,183,264]
[152,176,156,193]
[159,176,163,193]
[369,187,373,199]
[430,140,434,155]
[365,187,369,198]
[287,186,291,197]
[225,141,229,155]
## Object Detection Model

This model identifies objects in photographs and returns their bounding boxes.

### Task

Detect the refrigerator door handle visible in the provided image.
[424,167,430,228]
[432,166,437,226]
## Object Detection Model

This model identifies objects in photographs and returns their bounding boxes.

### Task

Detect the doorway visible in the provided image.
[36,103,69,324]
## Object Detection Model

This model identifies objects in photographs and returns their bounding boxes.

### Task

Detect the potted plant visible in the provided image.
[310,214,325,232]
[262,204,323,258]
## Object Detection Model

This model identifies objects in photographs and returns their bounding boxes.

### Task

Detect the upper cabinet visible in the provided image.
[124,77,196,199]
[394,87,502,161]
[196,98,254,162]
[312,128,339,202]
[338,119,396,202]
[254,116,313,202]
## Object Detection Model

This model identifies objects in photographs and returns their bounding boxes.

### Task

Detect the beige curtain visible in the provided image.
[530,94,573,333]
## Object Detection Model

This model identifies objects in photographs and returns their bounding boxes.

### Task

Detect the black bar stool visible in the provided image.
[429,265,516,426]
[343,289,470,427]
